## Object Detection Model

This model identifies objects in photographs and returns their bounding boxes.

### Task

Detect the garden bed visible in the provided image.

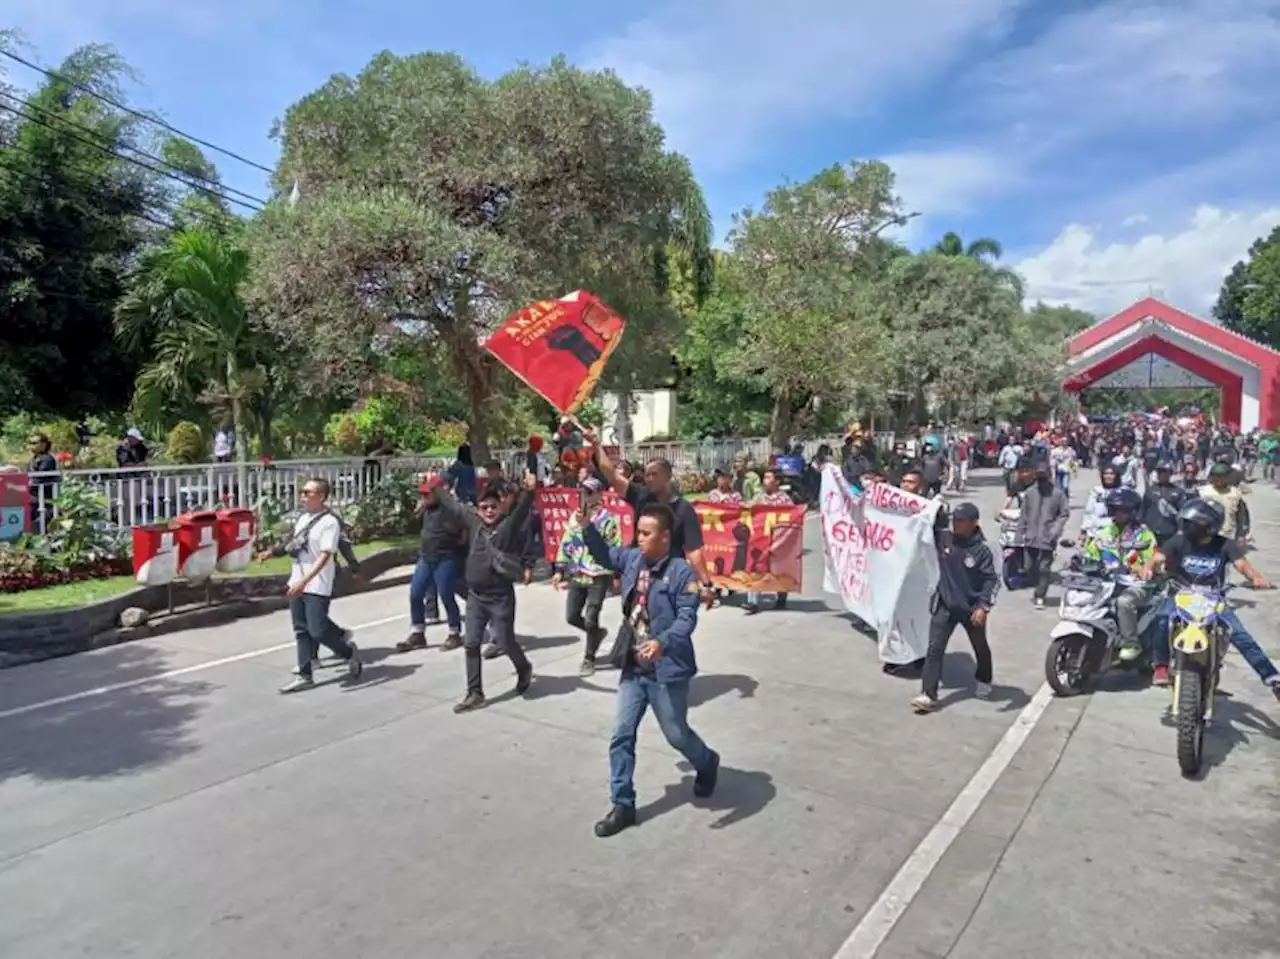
[0,536,418,616]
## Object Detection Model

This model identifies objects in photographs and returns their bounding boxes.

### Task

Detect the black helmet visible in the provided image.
[1178,498,1225,542]
[1104,487,1142,516]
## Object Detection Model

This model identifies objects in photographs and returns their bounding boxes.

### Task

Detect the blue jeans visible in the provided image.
[1056,470,1070,493]
[409,556,460,632]
[1154,598,1278,682]
[609,673,715,809]
[290,594,354,676]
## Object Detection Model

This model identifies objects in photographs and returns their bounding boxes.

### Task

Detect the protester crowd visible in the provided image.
[266,411,1280,837]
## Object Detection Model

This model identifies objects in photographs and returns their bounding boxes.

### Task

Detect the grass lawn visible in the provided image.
[0,536,418,616]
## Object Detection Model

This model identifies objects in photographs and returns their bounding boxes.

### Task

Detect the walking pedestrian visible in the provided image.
[1014,461,1070,609]
[270,478,363,694]
[433,473,539,713]
[911,502,998,713]
[396,478,464,652]
[551,476,622,676]
[581,502,720,838]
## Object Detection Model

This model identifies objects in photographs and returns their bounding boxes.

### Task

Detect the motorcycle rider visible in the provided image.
[1085,488,1158,660]
[1081,464,1122,544]
[1141,460,1189,549]
[1145,499,1280,699]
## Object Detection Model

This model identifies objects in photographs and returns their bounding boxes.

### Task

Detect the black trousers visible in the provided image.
[566,575,611,658]
[464,587,528,695]
[1024,547,1054,600]
[921,604,993,700]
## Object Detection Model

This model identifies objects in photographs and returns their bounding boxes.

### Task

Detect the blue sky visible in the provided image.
[5,0,1279,317]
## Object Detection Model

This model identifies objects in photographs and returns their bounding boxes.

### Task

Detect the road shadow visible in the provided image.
[689,673,759,707]
[637,761,777,831]
[937,652,1032,712]
[502,672,615,704]
[1160,687,1280,777]
[0,643,210,782]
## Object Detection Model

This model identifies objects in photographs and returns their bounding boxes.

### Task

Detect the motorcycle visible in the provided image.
[1044,558,1160,697]
[1168,582,1234,777]
[997,507,1030,590]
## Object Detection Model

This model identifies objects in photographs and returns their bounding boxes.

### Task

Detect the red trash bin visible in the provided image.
[132,523,178,586]
[175,511,220,584]
[215,508,257,573]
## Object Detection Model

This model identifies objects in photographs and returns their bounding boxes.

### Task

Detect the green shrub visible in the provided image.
[324,413,363,455]
[346,473,419,542]
[41,419,80,454]
[433,419,469,451]
[166,421,206,463]
[43,478,124,568]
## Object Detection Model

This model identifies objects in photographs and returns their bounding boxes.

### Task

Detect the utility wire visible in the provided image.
[0,47,275,175]
[0,101,264,212]
[0,90,269,207]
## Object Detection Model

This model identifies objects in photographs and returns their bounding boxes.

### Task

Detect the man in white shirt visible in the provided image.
[277,478,363,693]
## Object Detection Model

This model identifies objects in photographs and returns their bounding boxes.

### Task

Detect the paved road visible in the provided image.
[0,469,1277,959]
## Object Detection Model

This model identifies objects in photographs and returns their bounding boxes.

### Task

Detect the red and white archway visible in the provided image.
[1063,298,1280,431]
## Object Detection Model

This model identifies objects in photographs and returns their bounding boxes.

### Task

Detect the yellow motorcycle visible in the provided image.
[1168,583,1235,777]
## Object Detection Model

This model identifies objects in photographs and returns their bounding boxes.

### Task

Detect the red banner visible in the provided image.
[695,501,806,593]
[484,290,626,414]
[535,487,635,563]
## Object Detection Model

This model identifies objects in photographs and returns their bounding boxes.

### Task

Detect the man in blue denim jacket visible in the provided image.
[582,501,721,838]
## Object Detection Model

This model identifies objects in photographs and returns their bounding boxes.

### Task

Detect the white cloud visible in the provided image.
[1016,205,1280,316]
[588,0,1023,168]
[969,0,1280,144]
[1121,214,1148,227]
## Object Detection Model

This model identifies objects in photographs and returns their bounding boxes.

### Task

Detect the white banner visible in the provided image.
[819,465,942,665]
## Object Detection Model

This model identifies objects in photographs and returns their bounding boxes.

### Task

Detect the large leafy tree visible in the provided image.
[115,227,273,459]
[1214,225,1280,347]
[247,52,712,460]
[876,251,1031,424]
[934,231,1002,261]
[0,42,167,417]
[715,159,908,447]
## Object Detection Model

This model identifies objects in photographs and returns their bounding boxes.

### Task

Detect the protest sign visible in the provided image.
[694,501,805,593]
[535,487,634,562]
[484,290,625,414]
[818,465,941,665]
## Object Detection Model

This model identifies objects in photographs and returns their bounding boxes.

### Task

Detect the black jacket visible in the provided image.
[934,529,999,614]
[1142,483,1188,542]
[418,501,464,560]
[436,488,533,593]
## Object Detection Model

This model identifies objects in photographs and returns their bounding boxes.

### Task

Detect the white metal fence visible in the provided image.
[23,433,894,534]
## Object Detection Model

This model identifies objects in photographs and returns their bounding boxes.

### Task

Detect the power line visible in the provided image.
[0,90,269,207]
[0,47,275,175]
[0,100,264,212]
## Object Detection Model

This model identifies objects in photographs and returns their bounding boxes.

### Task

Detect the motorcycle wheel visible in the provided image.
[1174,662,1206,777]
[1045,636,1091,697]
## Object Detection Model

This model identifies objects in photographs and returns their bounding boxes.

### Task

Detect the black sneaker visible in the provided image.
[453,691,485,714]
[515,665,533,695]
[593,804,637,838]
[743,603,760,616]
[774,594,788,611]
[693,751,720,798]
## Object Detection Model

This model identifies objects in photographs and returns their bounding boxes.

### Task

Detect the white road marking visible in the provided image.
[832,682,1056,959]
[0,613,408,722]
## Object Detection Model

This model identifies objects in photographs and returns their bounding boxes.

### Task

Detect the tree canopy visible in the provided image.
[1214,225,1280,347]
[247,51,713,459]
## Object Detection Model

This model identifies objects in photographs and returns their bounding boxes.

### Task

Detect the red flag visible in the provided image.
[484,291,625,414]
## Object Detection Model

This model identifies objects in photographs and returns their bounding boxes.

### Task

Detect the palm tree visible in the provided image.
[934,231,1024,300]
[115,227,264,463]
[934,231,1004,262]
